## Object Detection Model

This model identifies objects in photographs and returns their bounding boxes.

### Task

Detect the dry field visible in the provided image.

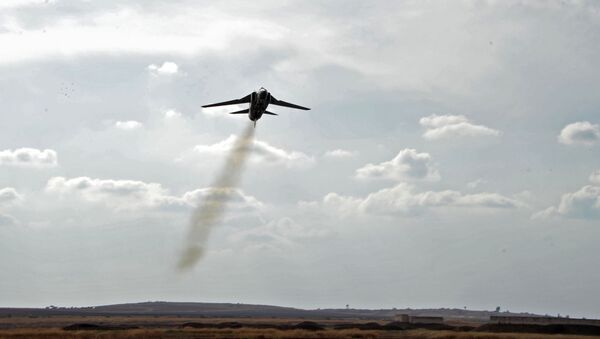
[1,328,599,338]
[0,316,599,338]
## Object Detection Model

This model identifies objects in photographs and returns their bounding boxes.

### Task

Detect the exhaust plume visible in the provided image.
[178,123,255,271]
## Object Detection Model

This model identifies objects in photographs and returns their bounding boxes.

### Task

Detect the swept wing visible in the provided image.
[202,94,251,108]
[270,96,310,110]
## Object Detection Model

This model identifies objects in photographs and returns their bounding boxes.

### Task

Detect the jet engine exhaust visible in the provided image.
[177,123,255,271]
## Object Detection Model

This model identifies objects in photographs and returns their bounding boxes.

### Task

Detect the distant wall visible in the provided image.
[410,316,444,324]
[395,314,444,324]
[490,316,600,326]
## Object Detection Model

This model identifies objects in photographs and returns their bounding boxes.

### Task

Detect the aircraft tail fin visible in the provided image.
[229,108,249,114]
[263,111,278,116]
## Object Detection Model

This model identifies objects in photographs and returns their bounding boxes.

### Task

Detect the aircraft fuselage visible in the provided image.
[249,87,271,122]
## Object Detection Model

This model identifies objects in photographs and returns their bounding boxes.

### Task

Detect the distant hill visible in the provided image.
[0,301,542,322]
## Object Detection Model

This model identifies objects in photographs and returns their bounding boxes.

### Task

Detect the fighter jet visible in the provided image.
[202,87,310,127]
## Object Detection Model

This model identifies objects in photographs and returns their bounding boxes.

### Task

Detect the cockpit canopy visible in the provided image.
[258,89,268,99]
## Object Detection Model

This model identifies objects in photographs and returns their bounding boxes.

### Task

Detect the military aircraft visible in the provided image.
[202,87,310,127]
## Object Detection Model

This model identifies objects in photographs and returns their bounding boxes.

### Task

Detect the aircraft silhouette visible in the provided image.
[202,87,310,127]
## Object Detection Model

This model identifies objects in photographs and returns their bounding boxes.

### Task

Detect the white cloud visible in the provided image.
[46,176,173,210]
[0,0,55,10]
[193,135,314,168]
[148,61,179,75]
[420,115,470,128]
[181,187,263,212]
[361,184,520,215]
[467,179,487,189]
[0,213,17,226]
[590,170,600,185]
[355,149,439,181]
[305,183,522,218]
[318,193,363,218]
[115,120,142,130]
[0,7,285,65]
[230,217,332,249]
[0,187,23,205]
[45,176,262,213]
[419,114,500,140]
[558,121,600,145]
[164,109,182,119]
[324,149,355,158]
[533,185,600,220]
[0,148,58,168]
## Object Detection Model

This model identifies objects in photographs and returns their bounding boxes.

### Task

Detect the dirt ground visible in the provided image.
[2,328,599,338]
[0,316,598,338]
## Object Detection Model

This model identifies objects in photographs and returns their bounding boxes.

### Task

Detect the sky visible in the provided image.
[1,0,600,318]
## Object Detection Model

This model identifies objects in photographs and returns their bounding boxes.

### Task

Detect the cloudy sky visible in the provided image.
[1,0,600,318]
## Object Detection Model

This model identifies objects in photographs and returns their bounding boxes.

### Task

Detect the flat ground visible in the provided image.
[0,316,598,338]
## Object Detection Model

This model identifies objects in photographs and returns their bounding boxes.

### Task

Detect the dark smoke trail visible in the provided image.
[178,123,255,271]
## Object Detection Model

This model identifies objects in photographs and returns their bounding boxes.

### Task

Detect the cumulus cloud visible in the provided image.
[533,185,600,220]
[355,149,439,181]
[193,135,314,168]
[0,148,58,168]
[148,61,179,75]
[164,109,182,119]
[45,176,261,213]
[304,183,522,218]
[558,121,600,145]
[590,170,600,185]
[419,114,500,140]
[115,120,142,130]
[324,149,355,158]
[0,187,23,205]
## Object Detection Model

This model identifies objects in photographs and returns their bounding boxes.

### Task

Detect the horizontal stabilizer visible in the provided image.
[263,111,278,116]
[229,108,249,114]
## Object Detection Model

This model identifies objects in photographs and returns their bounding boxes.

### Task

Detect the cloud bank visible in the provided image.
[193,135,314,168]
[304,183,522,218]
[45,176,261,213]
[419,114,500,140]
[0,148,58,168]
[356,149,439,181]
